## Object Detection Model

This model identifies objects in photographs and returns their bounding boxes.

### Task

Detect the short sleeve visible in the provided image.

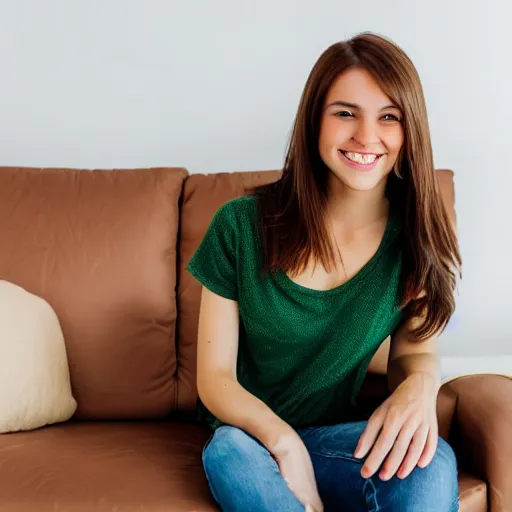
[186,202,238,300]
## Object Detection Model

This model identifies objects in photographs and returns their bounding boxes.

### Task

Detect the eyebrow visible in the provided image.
[326,100,400,111]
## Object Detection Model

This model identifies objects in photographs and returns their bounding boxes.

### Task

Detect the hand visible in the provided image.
[353,372,439,481]
[271,433,324,512]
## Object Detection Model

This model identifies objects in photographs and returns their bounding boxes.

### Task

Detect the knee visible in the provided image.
[422,437,458,487]
[400,437,458,509]
[202,426,260,476]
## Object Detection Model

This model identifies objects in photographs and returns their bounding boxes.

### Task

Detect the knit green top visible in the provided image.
[187,195,404,430]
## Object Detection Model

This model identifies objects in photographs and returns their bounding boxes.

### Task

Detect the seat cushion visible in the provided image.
[0,421,217,511]
[0,167,187,419]
[459,472,487,512]
[0,421,485,511]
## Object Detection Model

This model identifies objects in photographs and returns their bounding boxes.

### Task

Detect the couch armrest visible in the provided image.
[446,375,512,512]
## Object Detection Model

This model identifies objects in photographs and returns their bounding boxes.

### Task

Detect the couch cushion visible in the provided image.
[0,421,485,511]
[177,170,280,412]
[0,167,187,419]
[0,421,216,512]
[459,473,488,512]
[176,169,456,413]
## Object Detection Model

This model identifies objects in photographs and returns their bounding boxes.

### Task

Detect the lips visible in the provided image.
[338,149,384,171]
[339,150,383,164]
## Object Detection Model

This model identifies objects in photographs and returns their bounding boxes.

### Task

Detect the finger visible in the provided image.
[417,424,438,468]
[378,420,418,481]
[361,414,404,478]
[396,424,429,479]
[354,408,386,459]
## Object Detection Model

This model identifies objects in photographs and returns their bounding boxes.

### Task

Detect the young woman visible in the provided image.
[187,32,461,512]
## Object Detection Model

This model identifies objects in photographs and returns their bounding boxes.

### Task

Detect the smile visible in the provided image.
[338,150,383,170]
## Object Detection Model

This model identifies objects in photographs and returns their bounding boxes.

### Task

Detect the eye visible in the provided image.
[381,113,401,122]
[335,110,354,118]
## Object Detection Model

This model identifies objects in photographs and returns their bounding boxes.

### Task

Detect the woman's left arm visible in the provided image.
[353,315,441,481]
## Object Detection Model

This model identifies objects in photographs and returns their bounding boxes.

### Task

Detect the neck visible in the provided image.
[326,175,389,231]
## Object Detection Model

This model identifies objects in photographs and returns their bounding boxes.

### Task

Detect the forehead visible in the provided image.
[325,67,394,108]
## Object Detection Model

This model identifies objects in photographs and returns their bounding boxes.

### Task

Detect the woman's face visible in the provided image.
[318,67,404,193]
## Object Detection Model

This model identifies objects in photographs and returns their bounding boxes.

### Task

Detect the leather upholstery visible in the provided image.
[0,167,187,419]
[0,421,216,511]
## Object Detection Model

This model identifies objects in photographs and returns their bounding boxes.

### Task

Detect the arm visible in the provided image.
[197,285,324,511]
[387,315,440,396]
[365,321,440,396]
[196,286,293,451]
[354,315,441,480]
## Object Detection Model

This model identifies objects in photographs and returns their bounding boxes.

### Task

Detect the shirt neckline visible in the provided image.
[273,208,399,297]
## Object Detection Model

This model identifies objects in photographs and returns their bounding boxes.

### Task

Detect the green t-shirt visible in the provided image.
[187,195,404,430]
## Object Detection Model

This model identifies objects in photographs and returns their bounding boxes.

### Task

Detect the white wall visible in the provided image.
[1,0,510,356]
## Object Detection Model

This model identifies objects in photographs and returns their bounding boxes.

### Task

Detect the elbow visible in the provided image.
[196,372,210,405]
[197,368,236,407]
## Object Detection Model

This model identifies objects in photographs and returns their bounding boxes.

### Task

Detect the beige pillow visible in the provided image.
[0,280,77,433]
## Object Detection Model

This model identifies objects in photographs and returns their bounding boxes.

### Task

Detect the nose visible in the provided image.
[353,118,380,148]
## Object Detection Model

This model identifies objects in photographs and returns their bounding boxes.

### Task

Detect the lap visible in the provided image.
[298,421,459,512]
[203,423,459,512]
[298,420,367,461]
[202,426,303,512]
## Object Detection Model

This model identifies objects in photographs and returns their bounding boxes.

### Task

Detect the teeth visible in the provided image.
[344,151,378,164]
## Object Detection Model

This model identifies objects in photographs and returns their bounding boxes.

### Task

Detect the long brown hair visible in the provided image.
[253,32,462,340]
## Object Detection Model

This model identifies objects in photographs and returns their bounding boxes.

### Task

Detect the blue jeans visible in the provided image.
[202,421,459,511]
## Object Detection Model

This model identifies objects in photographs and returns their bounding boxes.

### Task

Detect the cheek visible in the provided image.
[385,128,405,158]
[319,118,349,151]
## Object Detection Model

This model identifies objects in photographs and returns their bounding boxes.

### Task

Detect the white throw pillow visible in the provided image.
[0,280,77,433]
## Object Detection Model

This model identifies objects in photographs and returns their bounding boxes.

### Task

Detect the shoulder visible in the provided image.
[222,194,258,212]
[214,195,259,225]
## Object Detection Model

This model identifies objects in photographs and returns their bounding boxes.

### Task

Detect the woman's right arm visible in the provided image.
[196,285,295,451]
[196,286,323,512]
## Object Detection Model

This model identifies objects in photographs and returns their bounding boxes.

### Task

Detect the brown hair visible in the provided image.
[253,32,462,340]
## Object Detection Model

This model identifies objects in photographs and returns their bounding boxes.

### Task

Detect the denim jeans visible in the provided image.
[202,421,459,511]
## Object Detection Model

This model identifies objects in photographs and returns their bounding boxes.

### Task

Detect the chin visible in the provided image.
[329,168,390,193]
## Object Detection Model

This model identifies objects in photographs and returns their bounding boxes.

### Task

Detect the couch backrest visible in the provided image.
[176,170,280,412]
[175,169,457,414]
[0,167,187,419]
[0,167,456,420]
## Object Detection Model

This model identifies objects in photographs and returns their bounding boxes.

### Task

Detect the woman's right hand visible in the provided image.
[271,432,324,512]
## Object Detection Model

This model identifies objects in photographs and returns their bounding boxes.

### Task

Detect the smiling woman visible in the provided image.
[187,32,462,512]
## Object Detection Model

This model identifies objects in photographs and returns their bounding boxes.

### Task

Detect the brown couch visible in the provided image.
[0,166,510,512]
